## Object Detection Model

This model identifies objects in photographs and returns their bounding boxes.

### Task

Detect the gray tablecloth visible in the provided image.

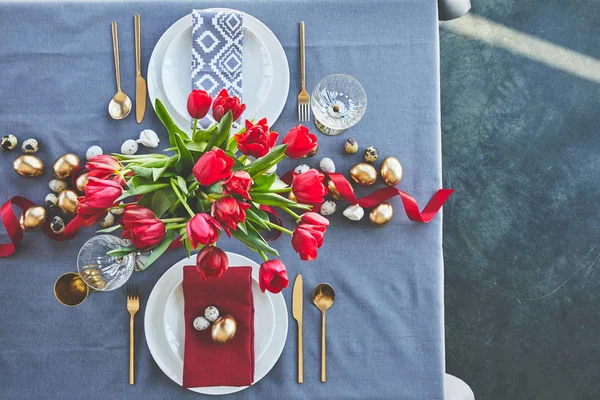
[0,1,444,399]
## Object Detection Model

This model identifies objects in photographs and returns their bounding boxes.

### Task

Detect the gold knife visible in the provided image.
[134,14,147,123]
[292,274,303,383]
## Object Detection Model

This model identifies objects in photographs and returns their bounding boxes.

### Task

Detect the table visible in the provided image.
[0,1,445,398]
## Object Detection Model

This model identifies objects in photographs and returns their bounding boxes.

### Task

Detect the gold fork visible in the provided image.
[297,22,310,122]
[126,284,140,385]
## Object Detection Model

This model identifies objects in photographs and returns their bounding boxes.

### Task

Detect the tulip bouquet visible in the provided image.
[73,89,330,293]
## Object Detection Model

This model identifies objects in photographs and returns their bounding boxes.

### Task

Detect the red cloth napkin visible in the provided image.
[182,266,255,388]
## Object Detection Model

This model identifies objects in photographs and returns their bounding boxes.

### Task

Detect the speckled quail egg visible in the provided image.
[49,179,68,193]
[193,316,211,331]
[344,138,358,154]
[45,193,59,208]
[204,306,220,322]
[1,134,18,151]
[320,200,337,216]
[86,145,103,160]
[121,139,139,155]
[319,157,336,174]
[99,212,115,228]
[50,216,65,234]
[22,138,39,154]
[364,146,379,163]
[294,164,310,175]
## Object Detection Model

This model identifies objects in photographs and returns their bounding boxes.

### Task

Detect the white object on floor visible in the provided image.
[444,373,475,400]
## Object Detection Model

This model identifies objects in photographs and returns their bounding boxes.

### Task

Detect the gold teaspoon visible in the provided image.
[108,22,132,119]
[312,283,335,383]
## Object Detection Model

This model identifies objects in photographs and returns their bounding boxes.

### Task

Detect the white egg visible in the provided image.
[204,306,220,322]
[265,163,277,175]
[86,145,103,160]
[137,129,160,148]
[320,200,337,216]
[343,204,364,221]
[49,179,68,193]
[294,164,310,175]
[193,316,211,331]
[45,193,58,208]
[121,139,139,155]
[319,157,336,173]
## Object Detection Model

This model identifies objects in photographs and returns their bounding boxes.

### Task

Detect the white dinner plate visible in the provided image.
[162,23,273,125]
[148,9,289,133]
[145,252,288,395]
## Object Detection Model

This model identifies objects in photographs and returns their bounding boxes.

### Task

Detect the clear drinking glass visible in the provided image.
[311,74,367,135]
[77,235,135,291]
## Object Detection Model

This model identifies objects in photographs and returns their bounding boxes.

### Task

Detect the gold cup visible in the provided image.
[54,272,89,307]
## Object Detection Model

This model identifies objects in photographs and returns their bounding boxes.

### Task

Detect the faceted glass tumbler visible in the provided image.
[311,74,367,135]
[77,235,135,291]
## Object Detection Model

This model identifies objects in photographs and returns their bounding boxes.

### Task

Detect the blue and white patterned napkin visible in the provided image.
[191,10,244,128]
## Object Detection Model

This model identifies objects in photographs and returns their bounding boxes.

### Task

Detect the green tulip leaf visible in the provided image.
[139,230,175,270]
[205,111,232,150]
[244,145,287,177]
[106,245,138,257]
[249,191,310,209]
[173,132,194,174]
[193,124,218,142]
[230,225,279,256]
[96,225,122,233]
[150,187,178,218]
[118,183,170,201]
[252,173,277,190]
[245,207,270,229]
[155,98,189,146]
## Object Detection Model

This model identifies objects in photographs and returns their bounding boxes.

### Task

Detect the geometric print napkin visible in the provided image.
[191,10,244,128]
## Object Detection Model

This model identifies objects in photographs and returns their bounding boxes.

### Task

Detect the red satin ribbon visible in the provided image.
[326,172,453,223]
[0,196,82,257]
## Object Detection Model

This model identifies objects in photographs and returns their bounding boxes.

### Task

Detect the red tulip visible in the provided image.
[74,199,106,227]
[211,197,250,236]
[259,260,289,293]
[299,212,330,228]
[291,212,329,261]
[291,169,328,204]
[235,119,278,158]
[192,148,234,186]
[212,88,246,122]
[196,246,229,280]
[222,171,253,200]
[282,125,317,158]
[83,177,123,209]
[187,89,213,119]
[120,205,166,248]
[86,155,125,185]
[186,213,222,248]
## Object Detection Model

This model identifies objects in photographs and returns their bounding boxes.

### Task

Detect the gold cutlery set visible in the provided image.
[109,16,147,123]
[293,274,336,383]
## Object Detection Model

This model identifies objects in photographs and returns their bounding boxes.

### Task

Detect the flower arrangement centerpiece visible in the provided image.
[73,89,329,293]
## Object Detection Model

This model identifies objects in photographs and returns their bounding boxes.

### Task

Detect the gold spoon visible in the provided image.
[312,283,335,383]
[108,22,132,119]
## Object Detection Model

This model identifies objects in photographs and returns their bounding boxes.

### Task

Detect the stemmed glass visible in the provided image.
[77,235,136,291]
[311,74,367,135]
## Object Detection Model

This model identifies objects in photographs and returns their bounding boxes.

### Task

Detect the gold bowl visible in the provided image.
[54,272,89,307]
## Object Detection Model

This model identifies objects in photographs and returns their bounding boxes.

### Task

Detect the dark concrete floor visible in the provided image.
[440,1,600,399]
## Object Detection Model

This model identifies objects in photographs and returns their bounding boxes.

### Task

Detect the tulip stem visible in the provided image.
[263,220,293,236]
[166,223,187,231]
[259,251,269,262]
[192,118,198,139]
[281,206,302,221]
[263,187,292,194]
[160,217,188,223]
[170,180,195,218]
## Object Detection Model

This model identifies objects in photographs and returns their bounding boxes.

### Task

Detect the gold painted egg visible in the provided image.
[75,172,89,194]
[58,190,78,216]
[19,206,47,232]
[380,157,403,186]
[53,153,80,179]
[13,155,44,177]
[349,163,377,186]
[327,179,353,200]
[369,203,394,227]
[211,315,237,344]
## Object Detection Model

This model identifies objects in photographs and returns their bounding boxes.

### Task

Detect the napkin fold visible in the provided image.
[182,265,255,388]
[191,9,244,127]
